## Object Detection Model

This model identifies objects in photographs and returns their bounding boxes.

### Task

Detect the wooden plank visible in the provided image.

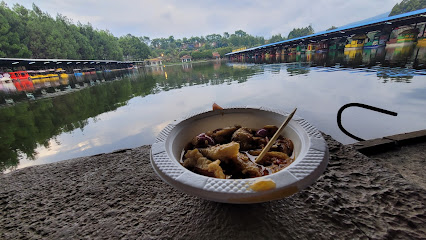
[351,129,426,155]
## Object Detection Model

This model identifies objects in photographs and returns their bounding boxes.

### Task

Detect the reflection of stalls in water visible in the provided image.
[148,66,164,75]
[344,49,363,67]
[384,45,416,63]
[286,63,310,75]
[182,63,193,71]
[287,53,297,63]
[231,64,248,69]
[213,61,221,70]
[362,47,386,65]
[413,46,426,63]
[344,49,363,59]
[376,68,414,83]
[270,64,282,74]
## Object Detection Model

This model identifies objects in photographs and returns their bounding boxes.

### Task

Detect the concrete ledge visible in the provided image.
[1,134,425,239]
[352,129,426,155]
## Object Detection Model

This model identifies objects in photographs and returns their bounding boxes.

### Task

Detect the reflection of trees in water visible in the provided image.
[152,62,262,91]
[0,74,156,172]
[0,62,262,172]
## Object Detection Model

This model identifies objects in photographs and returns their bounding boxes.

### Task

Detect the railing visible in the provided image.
[337,103,398,141]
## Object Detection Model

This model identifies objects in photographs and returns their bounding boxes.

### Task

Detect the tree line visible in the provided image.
[0,2,320,62]
[1,0,423,62]
[389,0,426,16]
[148,26,317,61]
[0,2,150,61]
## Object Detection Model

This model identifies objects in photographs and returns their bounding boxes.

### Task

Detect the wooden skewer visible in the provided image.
[255,108,297,164]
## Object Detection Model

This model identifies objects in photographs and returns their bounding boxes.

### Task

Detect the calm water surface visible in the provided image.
[2,46,426,173]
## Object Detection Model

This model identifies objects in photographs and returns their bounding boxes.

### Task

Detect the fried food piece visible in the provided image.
[199,142,240,163]
[266,157,293,174]
[271,138,294,156]
[235,153,262,177]
[248,149,262,156]
[231,127,255,151]
[255,151,290,165]
[212,126,240,144]
[183,149,225,179]
[191,133,215,148]
[263,125,278,137]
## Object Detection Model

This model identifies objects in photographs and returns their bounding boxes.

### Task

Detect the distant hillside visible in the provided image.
[389,0,426,16]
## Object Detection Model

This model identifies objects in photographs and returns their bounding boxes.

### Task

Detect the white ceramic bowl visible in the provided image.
[151,106,329,204]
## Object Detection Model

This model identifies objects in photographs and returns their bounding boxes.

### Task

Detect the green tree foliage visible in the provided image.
[389,0,426,16]
[287,25,315,39]
[0,3,146,60]
[149,30,265,61]
[179,51,189,58]
[327,26,338,31]
[0,3,31,58]
[0,2,318,62]
[269,34,286,43]
[119,34,150,60]
[217,47,233,57]
[191,50,213,59]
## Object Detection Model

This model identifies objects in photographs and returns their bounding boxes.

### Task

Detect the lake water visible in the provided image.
[1,46,426,173]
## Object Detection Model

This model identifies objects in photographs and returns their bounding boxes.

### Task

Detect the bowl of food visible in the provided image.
[150,106,328,204]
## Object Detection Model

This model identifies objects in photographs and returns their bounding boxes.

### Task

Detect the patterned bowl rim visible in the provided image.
[150,106,329,203]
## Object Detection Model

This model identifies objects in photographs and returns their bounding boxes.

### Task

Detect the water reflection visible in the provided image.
[1,46,426,173]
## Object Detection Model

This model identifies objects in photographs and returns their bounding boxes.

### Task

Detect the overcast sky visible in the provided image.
[4,0,400,39]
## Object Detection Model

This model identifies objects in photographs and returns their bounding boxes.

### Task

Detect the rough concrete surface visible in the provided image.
[0,135,425,240]
[368,141,426,190]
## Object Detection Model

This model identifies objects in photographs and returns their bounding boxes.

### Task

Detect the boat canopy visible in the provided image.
[399,28,420,35]
[352,34,368,40]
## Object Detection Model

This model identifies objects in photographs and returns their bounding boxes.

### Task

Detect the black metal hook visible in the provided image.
[337,103,398,142]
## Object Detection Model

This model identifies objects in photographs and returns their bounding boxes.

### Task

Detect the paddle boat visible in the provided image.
[417,37,426,47]
[364,32,388,49]
[73,69,83,77]
[296,44,306,54]
[56,69,69,85]
[46,69,59,81]
[306,43,317,53]
[345,34,368,50]
[315,42,329,53]
[386,28,419,47]
[9,71,34,92]
[0,72,17,93]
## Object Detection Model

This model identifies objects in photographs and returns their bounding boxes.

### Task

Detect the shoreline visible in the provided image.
[1,134,425,239]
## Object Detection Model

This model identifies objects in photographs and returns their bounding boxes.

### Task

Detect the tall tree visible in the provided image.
[287,25,315,39]
[269,34,286,43]
[119,34,150,60]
